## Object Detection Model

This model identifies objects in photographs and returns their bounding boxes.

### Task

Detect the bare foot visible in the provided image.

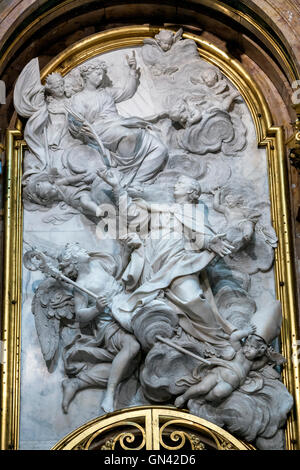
[175,396,185,408]
[101,393,114,413]
[62,379,79,414]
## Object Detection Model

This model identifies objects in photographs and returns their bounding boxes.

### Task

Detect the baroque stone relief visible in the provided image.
[14,29,293,450]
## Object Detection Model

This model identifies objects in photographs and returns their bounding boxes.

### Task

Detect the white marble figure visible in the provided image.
[29,242,141,414]
[14,62,73,171]
[16,29,293,450]
[23,169,99,217]
[67,55,168,184]
[97,168,238,356]
[64,69,84,98]
[141,28,199,71]
[212,188,261,252]
[174,305,284,408]
[44,73,70,153]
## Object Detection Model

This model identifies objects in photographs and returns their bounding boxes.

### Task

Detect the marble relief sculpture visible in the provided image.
[15,29,293,450]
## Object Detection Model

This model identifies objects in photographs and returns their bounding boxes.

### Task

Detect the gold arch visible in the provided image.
[0,1,299,84]
[37,26,300,448]
[51,406,255,450]
[1,26,299,451]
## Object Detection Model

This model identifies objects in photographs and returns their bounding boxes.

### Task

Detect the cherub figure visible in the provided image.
[168,95,204,128]
[154,28,183,52]
[44,73,70,152]
[190,68,241,112]
[141,28,199,70]
[175,323,285,408]
[23,170,100,217]
[64,70,84,98]
[213,188,261,252]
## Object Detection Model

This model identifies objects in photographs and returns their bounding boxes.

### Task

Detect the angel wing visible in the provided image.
[32,277,75,367]
[259,363,282,380]
[174,28,183,43]
[255,222,278,248]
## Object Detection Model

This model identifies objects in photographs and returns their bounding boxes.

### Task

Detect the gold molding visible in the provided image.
[0,1,298,84]
[0,130,24,450]
[1,26,299,450]
[51,406,255,450]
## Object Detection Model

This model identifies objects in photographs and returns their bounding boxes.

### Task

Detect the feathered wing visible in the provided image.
[32,277,75,367]
[32,278,60,365]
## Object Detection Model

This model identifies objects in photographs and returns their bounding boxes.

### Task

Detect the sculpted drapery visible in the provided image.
[15,29,292,450]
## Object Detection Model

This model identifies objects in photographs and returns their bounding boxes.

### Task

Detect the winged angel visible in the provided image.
[24,240,141,414]
[16,31,293,449]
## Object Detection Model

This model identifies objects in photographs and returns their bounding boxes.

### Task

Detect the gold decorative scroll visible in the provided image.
[1,25,299,450]
[51,406,254,450]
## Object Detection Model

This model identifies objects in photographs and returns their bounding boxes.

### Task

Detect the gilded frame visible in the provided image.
[51,406,255,450]
[1,26,299,450]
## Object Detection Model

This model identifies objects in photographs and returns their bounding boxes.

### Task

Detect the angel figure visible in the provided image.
[26,241,141,414]
[55,242,141,414]
[14,60,72,170]
[175,301,285,408]
[190,68,241,112]
[142,28,199,69]
[64,69,84,98]
[44,73,71,153]
[213,188,261,252]
[23,169,100,218]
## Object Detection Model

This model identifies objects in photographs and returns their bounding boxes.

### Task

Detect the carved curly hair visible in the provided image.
[58,242,83,280]
[178,175,201,203]
[79,59,112,88]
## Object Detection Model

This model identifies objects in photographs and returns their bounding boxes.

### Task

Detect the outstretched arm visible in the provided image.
[110,51,140,103]
[230,325,256,351]
[57,173,94,186]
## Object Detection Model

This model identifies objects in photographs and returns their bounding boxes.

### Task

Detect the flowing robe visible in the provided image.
[110,193,234,349]
[68,75,168,183]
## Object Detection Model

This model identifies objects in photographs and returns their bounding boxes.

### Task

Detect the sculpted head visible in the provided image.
[59,242,90,279]
[155,30,175,52]
[224,193,243,208]
[35,181,58,202]
[64,70,84,97]
[201,69,219,88]
[242,334,267,360]
[174,175,201,203]
[23,174,58,206]
[169,98,189,126]
[45,73,65,98]
[79,59,109,88]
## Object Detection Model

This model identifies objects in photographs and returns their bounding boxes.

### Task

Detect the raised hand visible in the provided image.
[126,50,137,70]
[96,168,122,188]
[120,232,142,249]
[208,233,234,257]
